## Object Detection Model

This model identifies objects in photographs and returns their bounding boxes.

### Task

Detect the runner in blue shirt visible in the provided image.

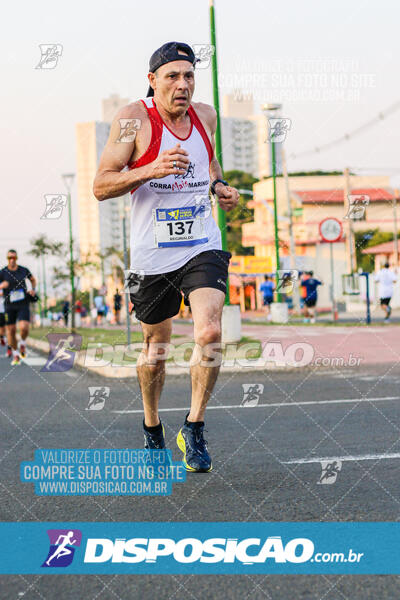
[301,271,322,323]
[260,275,275,320]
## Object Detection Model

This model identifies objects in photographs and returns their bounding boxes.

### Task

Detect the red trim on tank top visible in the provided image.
[152,99,193,140]
[187,105,214,164]
[128,100,163,170]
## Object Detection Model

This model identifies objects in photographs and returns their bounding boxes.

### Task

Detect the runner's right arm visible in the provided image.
[93,104,189,201]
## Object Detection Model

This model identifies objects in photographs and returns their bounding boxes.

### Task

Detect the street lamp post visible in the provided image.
[262,103,282,302]
[62,173,76,331]
[122,201,131,346]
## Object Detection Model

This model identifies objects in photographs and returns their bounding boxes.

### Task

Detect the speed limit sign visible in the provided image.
[319,218,343,243]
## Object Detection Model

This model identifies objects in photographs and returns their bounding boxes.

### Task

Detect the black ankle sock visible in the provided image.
[143,420,162,434]
[185,413,204,427]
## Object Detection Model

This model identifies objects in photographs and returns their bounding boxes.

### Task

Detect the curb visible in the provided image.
[26,337,341,379]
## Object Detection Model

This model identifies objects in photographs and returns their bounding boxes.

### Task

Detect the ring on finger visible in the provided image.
[172,160,177,168]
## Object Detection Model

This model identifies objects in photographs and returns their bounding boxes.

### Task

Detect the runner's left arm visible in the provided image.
[26,270,37,296]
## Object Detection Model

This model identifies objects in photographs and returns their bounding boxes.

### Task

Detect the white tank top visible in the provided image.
[128,98,221,274]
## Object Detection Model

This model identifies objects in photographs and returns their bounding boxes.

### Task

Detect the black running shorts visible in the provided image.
[380,297,391,306]
[130,250,231,324]
[305,298,317,308]
[0,313,5,327]
[5,302,30,325]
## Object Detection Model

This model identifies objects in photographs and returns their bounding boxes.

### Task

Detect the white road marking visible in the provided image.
[112,396,400,414]
[283,453,400,464]
[22,357,46,366]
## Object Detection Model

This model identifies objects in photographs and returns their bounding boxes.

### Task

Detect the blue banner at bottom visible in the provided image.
[0,522,399,574]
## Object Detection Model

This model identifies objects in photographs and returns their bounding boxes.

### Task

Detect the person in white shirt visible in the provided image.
[375,262,397,322]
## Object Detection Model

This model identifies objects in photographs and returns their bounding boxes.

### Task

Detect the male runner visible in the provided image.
[375,262,397,323]
[0,250,37,365]
[302,271,322,324]
[94,42,239,472]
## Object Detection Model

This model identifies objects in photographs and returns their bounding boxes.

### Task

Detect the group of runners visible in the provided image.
[260,271,322,323]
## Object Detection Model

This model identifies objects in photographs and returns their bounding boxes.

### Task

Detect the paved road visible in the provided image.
[1,348,400,598]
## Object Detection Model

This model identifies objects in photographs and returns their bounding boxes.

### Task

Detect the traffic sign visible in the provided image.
[319,217,343,243]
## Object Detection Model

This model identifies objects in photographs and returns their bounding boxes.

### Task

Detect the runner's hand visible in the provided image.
[148,144,190,179]
[214,184,240,212]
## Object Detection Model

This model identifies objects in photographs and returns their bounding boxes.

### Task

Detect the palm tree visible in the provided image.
[28,235,63,316]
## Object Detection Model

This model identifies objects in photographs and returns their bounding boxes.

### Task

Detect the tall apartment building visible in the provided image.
[221,92,282,179]
[76,95,130,290]
[102,93,130,123]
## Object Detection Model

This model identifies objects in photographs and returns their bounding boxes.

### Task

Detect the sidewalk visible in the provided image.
[172,320,400,366]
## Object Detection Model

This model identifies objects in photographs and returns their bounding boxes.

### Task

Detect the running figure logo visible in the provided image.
[193,44,215,69]
[241,383,264,407]
[344,194,370,220]
[276,270,298,294]
[318,460,342,485]
[41,334,82,372]
[268,118,292,143]
[175,162,195,179]
[41,194,67,219]
[86,386,110,410]
[42,529,82,567]
[124,270,145,294]
[117,118,141,143]
[35,44,63,69]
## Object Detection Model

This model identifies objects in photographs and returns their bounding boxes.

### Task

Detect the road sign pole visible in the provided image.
[329,242,338,321]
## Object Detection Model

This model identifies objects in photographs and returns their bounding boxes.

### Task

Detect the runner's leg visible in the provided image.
[6,323,17,350]
[137,317,172,426]
[19,319,29,341]
[187,287,225,422]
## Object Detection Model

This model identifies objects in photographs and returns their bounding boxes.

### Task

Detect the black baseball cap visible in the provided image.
[147,42,197,97]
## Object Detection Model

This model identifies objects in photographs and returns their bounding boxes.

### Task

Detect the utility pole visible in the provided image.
[344,167,356,272]
[393,188,399,268]
[281,146,300,310]
[271,136,281,302]
[62,173,76,331]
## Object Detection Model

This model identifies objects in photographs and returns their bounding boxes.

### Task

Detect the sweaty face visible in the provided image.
[151,60,195,113]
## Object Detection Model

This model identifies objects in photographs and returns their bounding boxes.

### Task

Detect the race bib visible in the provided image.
[0,297,4,312]
[10,289,25,303]
[152,205,208,248]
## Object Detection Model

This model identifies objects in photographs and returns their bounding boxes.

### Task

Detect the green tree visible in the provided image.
[28,235,63,316]
[355,229,394,272]
[223,170,258,255]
